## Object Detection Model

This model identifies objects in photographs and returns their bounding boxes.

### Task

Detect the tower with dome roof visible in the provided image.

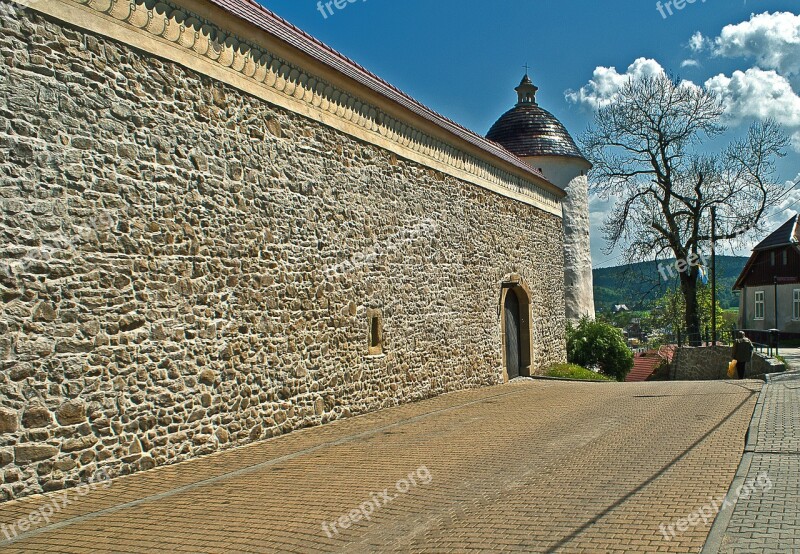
[487,74,595,321]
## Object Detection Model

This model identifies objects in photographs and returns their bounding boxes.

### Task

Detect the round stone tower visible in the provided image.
[487,74,595,321]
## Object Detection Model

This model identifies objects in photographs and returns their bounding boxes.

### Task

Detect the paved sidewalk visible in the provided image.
[779,347,800,371]
[0,380,760,553]
[703,372,800,554]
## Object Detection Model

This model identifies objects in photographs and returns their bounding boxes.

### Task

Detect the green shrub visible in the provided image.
[566,318,634,381]
[545,363,613,381]
[647,360,671,381]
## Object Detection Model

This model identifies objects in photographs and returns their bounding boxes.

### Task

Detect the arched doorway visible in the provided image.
[501,276,532,381]
[504,289,522,379]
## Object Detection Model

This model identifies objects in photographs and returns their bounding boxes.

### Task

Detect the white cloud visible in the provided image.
[704,68,800,128]
[766,173,800,228]
[569,59,800,151]
[681,59,701,69]
[735,174,800,252]
[689,31,708,53]
[713,12,800,76]
[565,58,666,110]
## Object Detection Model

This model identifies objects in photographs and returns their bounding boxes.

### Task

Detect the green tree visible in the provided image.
[566,318,634,381]
[649,284,726,344]
[697,284,726,342]
[649,287,685,345]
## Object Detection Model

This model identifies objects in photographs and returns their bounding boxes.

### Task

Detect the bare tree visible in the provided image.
[583,74,789,345]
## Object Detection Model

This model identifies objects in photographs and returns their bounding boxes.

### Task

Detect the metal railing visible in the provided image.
[647,329,734,349]
[736,328,781,357]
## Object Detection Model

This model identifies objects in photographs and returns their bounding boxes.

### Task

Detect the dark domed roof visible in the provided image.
[487,75,586,160]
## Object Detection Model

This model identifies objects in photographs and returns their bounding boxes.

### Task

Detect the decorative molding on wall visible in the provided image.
[31,0,563,216]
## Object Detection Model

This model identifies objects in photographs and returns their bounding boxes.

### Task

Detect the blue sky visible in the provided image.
[265,0,800,266]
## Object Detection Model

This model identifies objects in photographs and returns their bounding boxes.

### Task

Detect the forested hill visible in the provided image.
[593,256,749,313]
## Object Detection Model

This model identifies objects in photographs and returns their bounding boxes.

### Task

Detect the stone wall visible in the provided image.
[671,347,785,381]
[0,6,566,500]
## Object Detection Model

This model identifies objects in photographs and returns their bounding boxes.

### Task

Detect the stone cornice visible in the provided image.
[29,0,564,216]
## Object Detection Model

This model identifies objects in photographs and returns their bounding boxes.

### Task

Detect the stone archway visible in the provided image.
[501,275,532,381]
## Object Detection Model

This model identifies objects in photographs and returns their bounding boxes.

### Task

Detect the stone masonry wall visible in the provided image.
[671,347,785,381]
[0,7,566,500]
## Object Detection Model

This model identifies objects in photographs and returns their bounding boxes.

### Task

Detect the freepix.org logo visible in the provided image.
[321,465,432,538]
[7,212,117,286]
[656,0,708,19]
[1,469,112,544]
[317,0,367,20]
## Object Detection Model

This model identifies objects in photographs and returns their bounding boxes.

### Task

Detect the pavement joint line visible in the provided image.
[722,381,764,393]
[632,393,758,398]
[0,385,533,547]
[547,390,757,553]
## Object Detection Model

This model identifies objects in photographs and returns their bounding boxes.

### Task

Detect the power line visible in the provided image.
[773,175,800,214]
[591,172,800,268]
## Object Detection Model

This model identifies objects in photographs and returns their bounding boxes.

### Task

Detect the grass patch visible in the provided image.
[545,364,613,381]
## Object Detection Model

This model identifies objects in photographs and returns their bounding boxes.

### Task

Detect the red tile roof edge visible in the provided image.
[206,0,559,191]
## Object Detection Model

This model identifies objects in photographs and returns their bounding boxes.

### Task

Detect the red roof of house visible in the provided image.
[207,0,555,187]
[626,352,662,382]
[625,348,676,382]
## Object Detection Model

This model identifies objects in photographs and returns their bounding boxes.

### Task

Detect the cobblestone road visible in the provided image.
[0,380,760,553]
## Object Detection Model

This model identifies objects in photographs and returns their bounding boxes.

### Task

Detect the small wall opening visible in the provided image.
[367,309,383,356]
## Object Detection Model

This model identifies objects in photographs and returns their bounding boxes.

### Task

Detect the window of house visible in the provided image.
[794,289,800,321]
[784,250,789,265]
[755,291,765,320]
[770,252,776,266]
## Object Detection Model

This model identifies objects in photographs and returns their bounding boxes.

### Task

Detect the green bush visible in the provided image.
[647,360,672,381]
[566,318,634,381]
[545,363,613,381]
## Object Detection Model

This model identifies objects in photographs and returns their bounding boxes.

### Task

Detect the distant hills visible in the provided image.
[593,255,749,314]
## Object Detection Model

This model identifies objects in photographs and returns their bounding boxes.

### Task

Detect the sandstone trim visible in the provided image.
[31,0,563,216]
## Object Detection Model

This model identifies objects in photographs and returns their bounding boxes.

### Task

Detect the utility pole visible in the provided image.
[711,207,717,346]
[775,275,779,330]
[775,275,780,357]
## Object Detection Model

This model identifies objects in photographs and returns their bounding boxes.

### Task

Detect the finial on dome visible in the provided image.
[515,70,538,105]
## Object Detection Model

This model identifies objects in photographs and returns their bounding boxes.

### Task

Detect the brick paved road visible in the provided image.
[704,372,800,554]
[0,380,760,553]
